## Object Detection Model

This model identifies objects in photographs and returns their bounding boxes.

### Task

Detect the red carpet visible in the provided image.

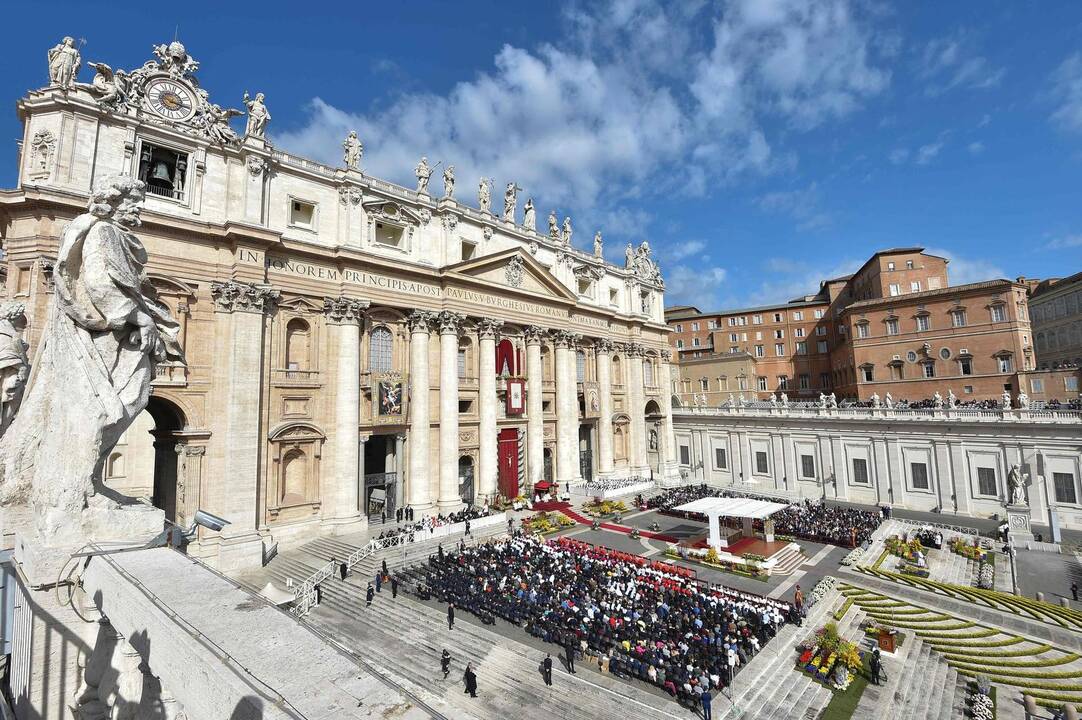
[553,505,680,544]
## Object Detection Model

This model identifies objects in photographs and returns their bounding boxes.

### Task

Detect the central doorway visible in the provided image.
[497,428,520,500]
[578,426,594,483]
[363,434,399,519]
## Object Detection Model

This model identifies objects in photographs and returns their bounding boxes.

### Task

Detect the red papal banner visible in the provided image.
[506,378,526,415]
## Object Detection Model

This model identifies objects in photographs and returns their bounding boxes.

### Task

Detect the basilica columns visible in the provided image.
[407,311,435,512]
[323,297,368,530]
[554,331,582,486]
[525,327,545,487]
[209,281,278,571]
[596,339,615,476]
[627,343,649,473]
[438,312,465,511]
[477,319,502,502]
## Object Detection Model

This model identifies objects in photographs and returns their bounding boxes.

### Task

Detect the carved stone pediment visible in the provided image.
[361,200,422,227]
[446,249,578,302]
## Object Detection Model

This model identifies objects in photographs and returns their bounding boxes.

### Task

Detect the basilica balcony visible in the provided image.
[458,375,478,389]
[151,362,187,387]
[272,368,321,388]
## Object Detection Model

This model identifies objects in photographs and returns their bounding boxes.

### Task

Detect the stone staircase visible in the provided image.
[305,581,690,720]
[769,545,807,576]
[727,586,842,719]
[858,637,965,720]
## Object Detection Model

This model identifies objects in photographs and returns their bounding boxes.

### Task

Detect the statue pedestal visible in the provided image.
[1006,504,1033,546]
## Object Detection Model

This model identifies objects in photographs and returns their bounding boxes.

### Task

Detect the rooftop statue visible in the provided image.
[0,176,183,540]
[522,197,535,230]
[503,182,519,221]
[243,91,270,138]
[47,36,81,89]
[548,210,559,239]
[478,178,491,214]
[562,216,573,246]
[443,165,456,199]
[593,231,603,258]
[343,131,363,171]
[415,157,433,194]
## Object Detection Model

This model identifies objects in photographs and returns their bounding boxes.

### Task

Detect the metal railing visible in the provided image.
[674,405,1082,424]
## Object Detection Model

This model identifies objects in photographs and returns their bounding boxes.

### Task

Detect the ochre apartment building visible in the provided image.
[667,248,1044,404]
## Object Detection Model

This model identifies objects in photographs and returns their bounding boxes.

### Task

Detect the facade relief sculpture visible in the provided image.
[0,176,184,540]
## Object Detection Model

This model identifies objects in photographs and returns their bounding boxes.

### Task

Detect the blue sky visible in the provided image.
[3,1,1082,310]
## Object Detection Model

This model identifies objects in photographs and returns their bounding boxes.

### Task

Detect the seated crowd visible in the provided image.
[375,506,491,543]
[647,485,882,547]
[584,476,651,495]
[418,534,795,707]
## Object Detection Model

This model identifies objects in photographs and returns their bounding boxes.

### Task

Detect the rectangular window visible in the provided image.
[679,445,691,466]
[916,315,929,331]
[708,320,717,329]
[890,364,903,380]
[728,318,736,326]
[816,326,827,336]
[796,341,807,355]
[998,356,1012,373]
[775,343,785,356]
[990,305,1006,322]
[778,376,789,389]
[676,339,684,348]
[752,315,762,324]
[857,323,869,339]
[793,311,804,321]
[977,467,997,496]
[692,338,700,348]
[923,362,936,378]
[757,376,767,391]
[755,331,763,341]
[886,319,899,335]
[374,221,404,247]
[691,322,700,331]
[817,340,828,354]
[755,451,769,474]
[730,346,739,354]
[715,448,728,469]
[959,358,972,375]
[699,378,709,391]
[1031,379,1044,393]
[458,348,467,378]
[1067,377,1079,392]
[910,281,921,293]
[889,284,900,297]
[952,310,967,327]
[738,376,748,391]
[774,329,784,339]
[773,313,782,323]
[814,309,825,319]
[906,260,914,269]
[730,333,738,342]
[911,462,930,490]
[609,288,618,306]
[138,142,189,201]
[461,240,477,260]
[852,458,869,484]
[675,324,683,333]
[755,345,764,357]
[801,454,816,479]
[819,372,830,388]
[861,366,874,382]
[799,374,810,389]
[796,328,806,338]
[887,261,895,271]
[290,199,317,228]
[1054,472,1078,505]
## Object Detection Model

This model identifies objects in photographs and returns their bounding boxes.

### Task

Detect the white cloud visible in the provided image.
[1044,234,1082,250]
[668,240,707,261]
[915,140,945,165]
[273,0,892,257]
[756,182,832,230]
[888,147,909,164]
[926,247,1005,285]
[977,113,991,128]
[919,32,1005,96]
[665,264,729,307]
[746,255,862,305]
[1049,53,1082,133]
[967,141,985,155]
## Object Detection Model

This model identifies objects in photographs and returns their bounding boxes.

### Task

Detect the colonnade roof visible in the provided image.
[673,497,789,519]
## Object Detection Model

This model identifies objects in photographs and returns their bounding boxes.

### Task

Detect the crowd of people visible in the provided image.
[583,476,651,495]
[416,534,796,709]
[375,506,492,544]
[646,485,882,547]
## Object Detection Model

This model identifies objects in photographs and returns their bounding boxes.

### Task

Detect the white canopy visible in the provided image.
[673,496,790,520]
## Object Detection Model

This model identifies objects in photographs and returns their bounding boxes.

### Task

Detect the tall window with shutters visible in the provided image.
[369,326,393,373]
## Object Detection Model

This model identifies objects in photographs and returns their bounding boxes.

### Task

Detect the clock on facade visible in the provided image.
[145,78,197,122]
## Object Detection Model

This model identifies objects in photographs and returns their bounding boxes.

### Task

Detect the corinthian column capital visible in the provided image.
[476,318,504,338]
[437,310,465,335]
[524,325,548,345]
[323,296,370,324]
[408,310,436,333]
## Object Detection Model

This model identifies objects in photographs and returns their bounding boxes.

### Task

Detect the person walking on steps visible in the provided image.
[447,602,455,630]
[391,575,399,599]
[339,560,348,581]
[1072,582,1079,602]
[542,653,553,686]
[441,650,451,680]
[701,688,712,720]
[870,648,882,685]
[463,663,478,698]
[365,583,374,607]
[564,634,577,674]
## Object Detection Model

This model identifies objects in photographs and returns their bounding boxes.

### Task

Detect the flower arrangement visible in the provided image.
[522,511,574,535]
[582,499,628,518]
[840,546,866,566]
[886,536,924,562]
[951,538,985,561]
[798,624,863,691]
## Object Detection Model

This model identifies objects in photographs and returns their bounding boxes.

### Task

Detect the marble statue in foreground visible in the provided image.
[0,175,183,539]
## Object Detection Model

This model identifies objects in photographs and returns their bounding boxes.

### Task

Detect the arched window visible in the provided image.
[612,355,622,384]
[285,318,311,370]
[370,326,393,373]
[281,449,308,502]
[107,451,124,479]
[576,351,586,382]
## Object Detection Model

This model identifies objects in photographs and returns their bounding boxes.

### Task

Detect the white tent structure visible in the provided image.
[673,497,790,550]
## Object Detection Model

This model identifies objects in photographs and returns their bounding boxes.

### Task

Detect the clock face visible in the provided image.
[145,79,197,122]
